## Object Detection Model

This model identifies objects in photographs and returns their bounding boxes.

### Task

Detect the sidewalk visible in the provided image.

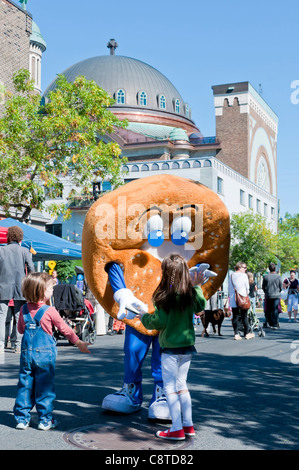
[1,313,299,451]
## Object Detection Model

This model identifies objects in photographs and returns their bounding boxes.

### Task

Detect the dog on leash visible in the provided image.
[200,309,230,337]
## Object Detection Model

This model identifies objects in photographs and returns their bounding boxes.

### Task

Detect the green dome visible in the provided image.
[30,21,47,52]
[169,127,189,141]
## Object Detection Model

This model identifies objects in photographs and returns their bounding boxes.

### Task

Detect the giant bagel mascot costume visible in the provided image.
[82,174,230,419]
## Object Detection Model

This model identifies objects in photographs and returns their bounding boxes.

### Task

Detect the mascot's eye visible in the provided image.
[144,215,164,247]
[171,216,192,246]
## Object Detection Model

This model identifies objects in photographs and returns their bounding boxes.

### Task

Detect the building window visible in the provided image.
[152,163,159,170]
[175,99,180,113]
[141,164,149,171]
[264,203,268,217]
[162,163,169,170]
[139,91,147,106]
[240,190,245,205]
[116,89,125,104]
[217,177,223,194]
[131,165,139,172]
[46,224,62,238]
[185,103,189,117]
[183,161,190,168]
[256,199,261,213]
[102,181,112,192]
[248,194,253,209]
[158,94,166,109]
[271,207,275,219]
[193,160,201,168]
[203,160,211,167]
[172,161,180,169]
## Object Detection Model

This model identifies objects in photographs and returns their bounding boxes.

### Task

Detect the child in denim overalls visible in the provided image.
[14,272,90,430]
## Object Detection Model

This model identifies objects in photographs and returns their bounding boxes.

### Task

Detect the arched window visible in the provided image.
[182,161,190,168]
[172,161,180,169]
[151,163,159,170]
[159,94,166,109]
[203,159,211,167]
[139,91,147,106]
[116,89,125,104]
[162,162,169,170]
[131,165,139,172]
[193,160,201,168]
[175,99,180,113]
[141,164,149,171]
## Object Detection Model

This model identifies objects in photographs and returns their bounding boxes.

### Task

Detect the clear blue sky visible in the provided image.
[27,0,299,218]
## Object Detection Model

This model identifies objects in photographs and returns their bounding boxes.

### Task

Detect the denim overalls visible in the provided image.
[14,304,57,426]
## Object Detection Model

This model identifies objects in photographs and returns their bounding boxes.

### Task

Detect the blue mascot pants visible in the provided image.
[106,262,163,404]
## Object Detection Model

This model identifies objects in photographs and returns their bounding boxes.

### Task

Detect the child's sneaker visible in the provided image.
[16,421,30,430]
[156,429,185,440]
[38,419,57,431]
[183,425,195,436]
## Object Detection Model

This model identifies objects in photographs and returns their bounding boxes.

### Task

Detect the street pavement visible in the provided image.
[0,312,299,452]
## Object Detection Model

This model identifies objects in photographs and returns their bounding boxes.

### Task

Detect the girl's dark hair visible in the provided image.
[152,253,195,313]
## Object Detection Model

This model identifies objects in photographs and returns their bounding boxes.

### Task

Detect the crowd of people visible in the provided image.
[0,225,298,440]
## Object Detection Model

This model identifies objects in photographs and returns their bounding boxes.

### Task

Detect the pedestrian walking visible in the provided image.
[229,261,254,340]
[13,272,90,431]
[262,262,282,328]
[283,270,299,322]
[138,253,207,441]
[248,272,257,316]
[0,226,35,354]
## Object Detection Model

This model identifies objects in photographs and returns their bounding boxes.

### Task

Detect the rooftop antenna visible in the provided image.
[259,83,263,96]
[107,39,118,56]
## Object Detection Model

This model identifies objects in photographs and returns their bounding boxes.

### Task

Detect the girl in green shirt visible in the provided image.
[140,254,207,441]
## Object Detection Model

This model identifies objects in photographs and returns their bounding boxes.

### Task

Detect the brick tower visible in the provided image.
[212,82,278,198]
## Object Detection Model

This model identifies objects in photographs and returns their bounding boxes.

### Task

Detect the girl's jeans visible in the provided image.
[14,306,57,425]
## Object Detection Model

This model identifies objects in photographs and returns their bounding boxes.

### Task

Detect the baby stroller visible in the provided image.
[237,304,265,338]
[53,284,96,344]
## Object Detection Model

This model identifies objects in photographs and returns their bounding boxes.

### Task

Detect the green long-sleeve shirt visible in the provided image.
[141,286,206,349]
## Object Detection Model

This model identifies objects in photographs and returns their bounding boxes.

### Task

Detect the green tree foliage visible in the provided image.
[46,260,77,283]
[277,213,299,273]
[0,69,127,221]
[229,211,278,273]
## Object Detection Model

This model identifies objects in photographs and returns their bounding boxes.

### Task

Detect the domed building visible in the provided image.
[43,41,279,243]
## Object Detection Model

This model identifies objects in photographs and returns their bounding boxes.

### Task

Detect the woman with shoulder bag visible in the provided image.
[229,262,254,340]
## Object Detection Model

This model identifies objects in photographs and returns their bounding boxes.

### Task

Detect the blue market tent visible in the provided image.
[0,218,82,261]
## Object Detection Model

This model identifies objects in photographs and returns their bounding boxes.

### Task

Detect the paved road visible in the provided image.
[0,313,298,452]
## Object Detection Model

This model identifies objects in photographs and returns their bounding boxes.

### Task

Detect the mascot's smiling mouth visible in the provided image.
[140,240,195,262]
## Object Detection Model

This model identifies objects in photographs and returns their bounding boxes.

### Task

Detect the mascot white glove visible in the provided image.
[114,288,149,320]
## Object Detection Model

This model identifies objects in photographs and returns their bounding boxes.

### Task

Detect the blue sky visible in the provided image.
[27,0,298,218]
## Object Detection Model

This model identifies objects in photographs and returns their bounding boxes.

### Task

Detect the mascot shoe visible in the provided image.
[148,385,171,421]
[102,383,141,414]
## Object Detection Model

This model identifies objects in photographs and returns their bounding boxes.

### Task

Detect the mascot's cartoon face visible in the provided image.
[82,174,230,335]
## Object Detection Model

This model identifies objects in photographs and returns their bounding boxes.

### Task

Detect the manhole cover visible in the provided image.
[64,424,192,450]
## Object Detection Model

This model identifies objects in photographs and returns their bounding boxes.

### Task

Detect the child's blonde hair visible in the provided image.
[22,272,53,303]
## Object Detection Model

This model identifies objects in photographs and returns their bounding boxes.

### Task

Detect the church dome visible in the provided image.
[30,21,47,52]
[43,49,200,134]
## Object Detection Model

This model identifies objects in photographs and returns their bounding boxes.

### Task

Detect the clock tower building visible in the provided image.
[212,82,278,199]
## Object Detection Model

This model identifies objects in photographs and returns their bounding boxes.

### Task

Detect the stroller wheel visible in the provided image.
[89,330,96,344]
[82,329,90,343]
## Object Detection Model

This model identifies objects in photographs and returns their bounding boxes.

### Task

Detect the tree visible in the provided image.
[0,69,127,221]
[277,213,299,273]
[46,260,76,283]
[229,211,278,273]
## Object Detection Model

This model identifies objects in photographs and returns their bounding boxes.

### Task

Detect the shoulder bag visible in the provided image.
[231,275,251,310]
